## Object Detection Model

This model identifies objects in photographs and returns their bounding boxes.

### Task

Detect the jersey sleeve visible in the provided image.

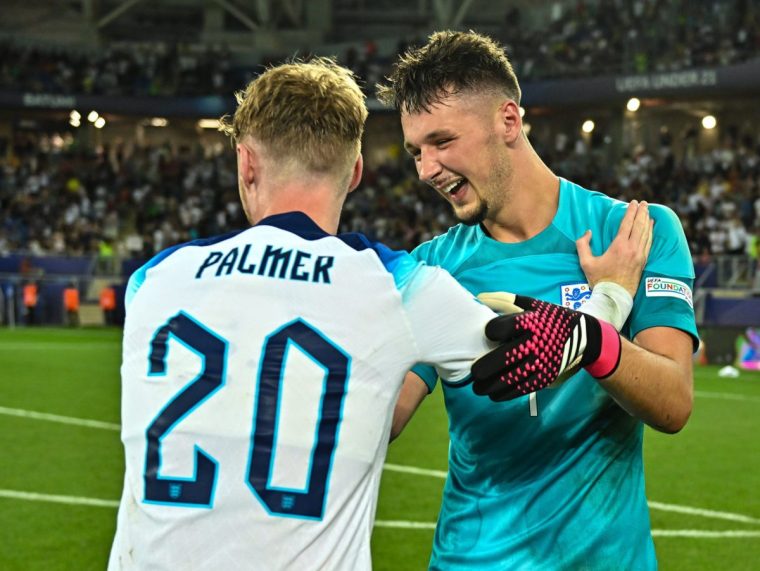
[618,205,699,348]
[124,242,189,311]
[124,266,145,310]
[397,262,497,385]
[405,240,448,392]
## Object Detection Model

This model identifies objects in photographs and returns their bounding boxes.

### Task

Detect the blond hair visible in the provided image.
[220,57,367,179]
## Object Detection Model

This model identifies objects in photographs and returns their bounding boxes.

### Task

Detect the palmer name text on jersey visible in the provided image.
[195,244,335,284]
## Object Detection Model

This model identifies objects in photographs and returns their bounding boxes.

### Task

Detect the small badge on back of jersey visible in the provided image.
[560,283,591,310]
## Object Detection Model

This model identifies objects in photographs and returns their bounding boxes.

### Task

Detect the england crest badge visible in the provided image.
[560,283,591,310]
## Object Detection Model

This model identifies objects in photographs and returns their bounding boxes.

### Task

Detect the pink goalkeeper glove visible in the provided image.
[470,295,622,402]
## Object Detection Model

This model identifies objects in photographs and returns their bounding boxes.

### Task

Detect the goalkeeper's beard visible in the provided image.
[455,199,489,226]
[453,144,512,227]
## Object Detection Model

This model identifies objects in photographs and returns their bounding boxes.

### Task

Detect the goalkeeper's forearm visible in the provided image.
[580,282,633,331]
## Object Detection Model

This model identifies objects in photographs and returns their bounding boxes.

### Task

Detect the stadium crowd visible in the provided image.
[497,0,760,79]
[2,0,758,97]
[0,42,236,97]
[2,129,759,263]
[530,127,760,263]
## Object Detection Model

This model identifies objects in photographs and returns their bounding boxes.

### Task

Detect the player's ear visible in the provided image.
[236,141,258,191]
[498,99,522,145]
[347,153,363,194]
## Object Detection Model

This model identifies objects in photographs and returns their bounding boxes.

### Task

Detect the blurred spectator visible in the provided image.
[1,138,248,258]
[98,239,116,274]
[2,127,760,259]
[22,281,38,325]
[1,1,758,98]
[100,286,116,326]
[63,282,80,327]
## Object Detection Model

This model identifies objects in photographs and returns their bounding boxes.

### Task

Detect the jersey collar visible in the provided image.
[255,211,331,240]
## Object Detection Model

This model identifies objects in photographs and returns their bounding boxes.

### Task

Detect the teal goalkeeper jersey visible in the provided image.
[410,178,698,571]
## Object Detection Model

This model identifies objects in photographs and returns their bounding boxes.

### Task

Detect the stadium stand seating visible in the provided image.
[1,0,760,341]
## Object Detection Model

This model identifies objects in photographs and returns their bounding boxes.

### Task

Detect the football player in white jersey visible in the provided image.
[109,58,650,570]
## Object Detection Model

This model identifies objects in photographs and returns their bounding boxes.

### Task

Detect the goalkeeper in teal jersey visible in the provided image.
[378,31,697,570]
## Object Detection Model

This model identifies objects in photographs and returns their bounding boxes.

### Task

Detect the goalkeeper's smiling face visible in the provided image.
[401,92,512,226]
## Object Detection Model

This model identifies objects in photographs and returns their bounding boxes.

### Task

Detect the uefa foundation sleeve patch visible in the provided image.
[645,277,693,307]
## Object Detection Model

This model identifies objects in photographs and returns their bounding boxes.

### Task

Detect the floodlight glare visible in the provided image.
[582,120,595,134]
[94,117,106,129]
[626,98,641,112]
[198,119,221,129]
[519,107,526,117]
[70,110,81,121]
[702,115,717,129]
[87,111,99,123]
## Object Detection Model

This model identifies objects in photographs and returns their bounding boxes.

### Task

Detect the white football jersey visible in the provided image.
[108,212,494,571]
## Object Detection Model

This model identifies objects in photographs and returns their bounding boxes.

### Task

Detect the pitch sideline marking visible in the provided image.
[0,489,119,508]
[647,501,760,525]
[0,342,117,351]
[384,464,760,525]
[0,406,120,431]
[693,390,760,404]
[3,385,755,434]
[374,520,437,530]
[3,407,759,526]
[651,530,760,538]
[1,488,759,538]
[383,463,448,479]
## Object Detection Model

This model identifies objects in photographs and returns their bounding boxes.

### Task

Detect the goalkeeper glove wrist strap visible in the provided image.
[583,318,622,379]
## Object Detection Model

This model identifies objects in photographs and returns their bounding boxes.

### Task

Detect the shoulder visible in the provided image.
[558,180,690,273]
[556,178,624,240]
[603,200,680,233]
[601,200,687,245]
[561,179,682,241]
[648,204,687,236]
[600,200,692,277]
[336,231,422,290]
[125,229,245,308]
[646,204,693,277]
[135,229,246,276]
[410,224,480,270]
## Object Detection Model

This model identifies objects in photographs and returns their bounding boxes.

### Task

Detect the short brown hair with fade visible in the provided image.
[220,57,368,177]
[377,30,521,114]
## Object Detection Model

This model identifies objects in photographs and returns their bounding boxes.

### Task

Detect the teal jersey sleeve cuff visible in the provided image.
[411,363,438,393]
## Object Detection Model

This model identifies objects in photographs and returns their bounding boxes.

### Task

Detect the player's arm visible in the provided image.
[388,262,497,442]
[471,205,695,433]
[469,296,688,431]
[471,305,693,431]
[597,327,693,433]
[390,275,637,442]
[578,201,694,432]
[481,202,652,327]
[474,202,652,386]
[391,202,653,441]
[392,277,647,440]
[390,372,429,441]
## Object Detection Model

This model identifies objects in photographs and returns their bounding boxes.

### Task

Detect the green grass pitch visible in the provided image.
[0,328,758,570]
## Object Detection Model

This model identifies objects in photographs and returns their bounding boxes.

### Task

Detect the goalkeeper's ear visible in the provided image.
[477,291,524,315]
